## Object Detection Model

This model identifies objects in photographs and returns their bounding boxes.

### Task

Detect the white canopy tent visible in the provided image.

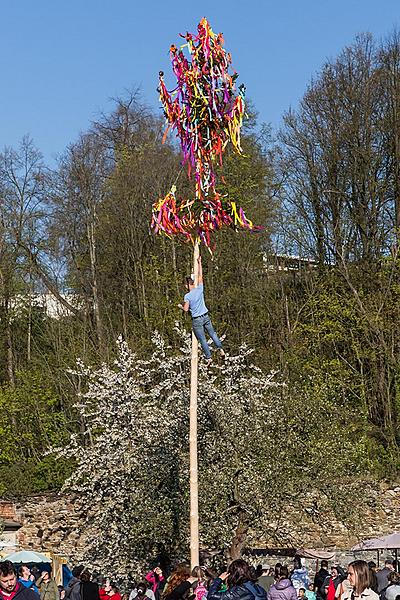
[351,532,400,565]
[3,550,51,563]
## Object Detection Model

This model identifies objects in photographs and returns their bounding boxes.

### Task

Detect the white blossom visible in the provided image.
[52,328,282,581]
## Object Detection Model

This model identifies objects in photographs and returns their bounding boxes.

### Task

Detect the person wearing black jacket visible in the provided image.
[162,566,197,600]
[65,566,84,600]
[367,562,378,594]
[80,571,100,600]
[314,562,329,600]
[0,561,39,600]
[207,559,267,600]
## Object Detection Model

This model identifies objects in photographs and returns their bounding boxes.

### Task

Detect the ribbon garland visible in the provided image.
[151,17,260,250]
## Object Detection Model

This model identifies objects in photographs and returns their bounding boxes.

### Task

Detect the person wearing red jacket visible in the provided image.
[99,581,120,600]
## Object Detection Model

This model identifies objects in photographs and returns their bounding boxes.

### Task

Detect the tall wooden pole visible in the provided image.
[189,238,200,568]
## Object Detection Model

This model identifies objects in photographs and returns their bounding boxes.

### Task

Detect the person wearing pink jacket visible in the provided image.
[145,569,165,600]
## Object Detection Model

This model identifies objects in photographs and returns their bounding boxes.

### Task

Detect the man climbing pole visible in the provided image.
[178,255,225,365]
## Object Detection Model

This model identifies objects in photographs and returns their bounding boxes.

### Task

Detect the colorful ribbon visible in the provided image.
[151,18,260,250]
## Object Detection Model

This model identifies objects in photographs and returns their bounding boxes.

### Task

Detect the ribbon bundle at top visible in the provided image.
[151,17,259,250]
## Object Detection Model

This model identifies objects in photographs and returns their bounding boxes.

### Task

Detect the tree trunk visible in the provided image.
[226,513,250,563]
[87,217,104,350]
[5,313,15,387]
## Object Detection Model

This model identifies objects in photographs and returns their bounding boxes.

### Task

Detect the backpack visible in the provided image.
[194,582,207,600]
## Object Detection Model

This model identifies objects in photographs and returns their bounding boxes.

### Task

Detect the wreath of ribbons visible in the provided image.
[151,17,260,250]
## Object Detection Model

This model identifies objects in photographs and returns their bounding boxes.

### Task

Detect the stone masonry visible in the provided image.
[0,480,399,565]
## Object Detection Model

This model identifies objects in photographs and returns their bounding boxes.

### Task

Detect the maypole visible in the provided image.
[189,239,200,567]
[151,18,260,567]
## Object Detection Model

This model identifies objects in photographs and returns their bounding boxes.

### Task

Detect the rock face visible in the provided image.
[0,495,90,563]
[0,481,399,565]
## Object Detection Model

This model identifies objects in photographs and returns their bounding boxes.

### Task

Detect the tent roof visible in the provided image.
[3,550,51,563]
[352,532,400,551]
[296,548,336,560]
[244,546,335,560]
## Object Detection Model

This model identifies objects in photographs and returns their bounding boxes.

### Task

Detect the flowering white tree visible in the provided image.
[54,326,364,580]
[53,331,190,580]
[52,328,281,577]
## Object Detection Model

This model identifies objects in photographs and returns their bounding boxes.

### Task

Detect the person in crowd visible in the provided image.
[291,558,310,593]
[258,567,274,594]
[100,580,120,600]
[298,589,306,599]
[145,569,165,600]
[305,584,316,600]
[107,586,121,600]
[324,579,335,600]
[207,559,266,600]
[275,567,283,584]
[99,579,111,600]
[37,569,58,600]
[342,560,379,600]
[334,573,352,600]
[322,567,342,599]
[30,571,39,584]
[256,569,264,581]
[267,565,297,600]
[80,571,100,600]
[314,563,330,600]
[18,567,39,595]
[377,561,395,595]
[367,564,378,594]
[190,567,209,600]
[162,565,198,600]
[191,566,211,600]
[0,560,39,600]
[65,566,84,600]
[384,572,400,600]
[57,587,65,600]
[130,583,155,600]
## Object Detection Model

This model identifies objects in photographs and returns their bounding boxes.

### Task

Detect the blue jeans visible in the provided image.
[192,313,223,359]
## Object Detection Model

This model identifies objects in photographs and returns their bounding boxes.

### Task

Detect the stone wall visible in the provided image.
[0,480,399,566]
[0,495,90,563]
[257,481,400,550]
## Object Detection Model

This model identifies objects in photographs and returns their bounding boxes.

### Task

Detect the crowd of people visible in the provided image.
[0,556,400,600]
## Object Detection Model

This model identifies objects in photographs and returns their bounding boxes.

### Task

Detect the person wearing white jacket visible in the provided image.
[129,583,155,600]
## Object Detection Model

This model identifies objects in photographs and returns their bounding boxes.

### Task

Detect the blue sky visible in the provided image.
[0,0,399,163]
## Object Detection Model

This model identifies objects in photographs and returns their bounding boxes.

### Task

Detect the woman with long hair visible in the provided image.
[343,561,379,600]
[145,568,165,600]
[162,565,198,600]
[190,567,211,600]
[207,559,266,600]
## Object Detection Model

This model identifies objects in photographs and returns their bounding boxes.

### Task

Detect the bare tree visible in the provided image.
[0,136,48,383]
[278,35,391,265]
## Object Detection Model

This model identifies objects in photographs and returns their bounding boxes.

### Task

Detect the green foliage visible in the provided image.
[0,369,73,494]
